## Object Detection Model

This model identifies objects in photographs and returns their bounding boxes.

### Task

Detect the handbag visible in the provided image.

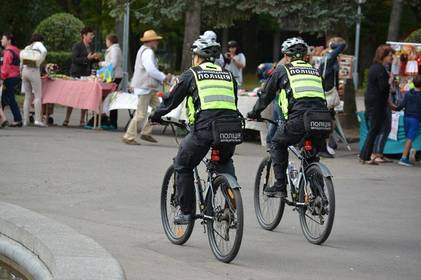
[322,56,341,109]
[211,117,244,146]
[20,44,43,67]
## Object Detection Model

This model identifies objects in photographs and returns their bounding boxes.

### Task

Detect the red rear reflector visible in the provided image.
[304,140,313,151]
[211,149,220,161]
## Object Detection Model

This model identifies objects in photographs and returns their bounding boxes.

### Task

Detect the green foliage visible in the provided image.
[250,0,356,33]
[0,0,62,47]
[405,28,421,43]
[35,13,84,51]
[46,51,72,75]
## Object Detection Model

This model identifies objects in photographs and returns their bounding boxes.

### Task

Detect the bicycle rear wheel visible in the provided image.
[206,175,243,263]
[298,164,335,245]
[254,156,285,231]
[161,164,195,245]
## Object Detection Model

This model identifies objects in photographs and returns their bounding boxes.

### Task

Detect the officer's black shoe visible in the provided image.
[174,213,194,225]
[264,185,287,198]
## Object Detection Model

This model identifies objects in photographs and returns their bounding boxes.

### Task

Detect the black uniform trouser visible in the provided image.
[174,128,236,214]
[270,116,322,187]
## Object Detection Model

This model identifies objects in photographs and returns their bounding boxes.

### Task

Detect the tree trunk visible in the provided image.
[222,28,229,53]
[180,0,201,71]
[342,79,359,129]
[387,0,403,41]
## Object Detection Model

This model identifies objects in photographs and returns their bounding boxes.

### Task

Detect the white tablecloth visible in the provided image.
[104,92,272,145]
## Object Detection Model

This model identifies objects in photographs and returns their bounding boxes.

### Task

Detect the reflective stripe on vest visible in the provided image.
[279,60,325,119]
[188,62,236,124]
[285,60,325,100]
[279,89,289,120]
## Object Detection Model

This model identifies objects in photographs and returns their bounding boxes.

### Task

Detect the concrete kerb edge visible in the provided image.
[0,235,52,280]
[0,201,126,280]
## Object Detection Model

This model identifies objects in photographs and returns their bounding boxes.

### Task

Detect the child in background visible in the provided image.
[395,76,421,166]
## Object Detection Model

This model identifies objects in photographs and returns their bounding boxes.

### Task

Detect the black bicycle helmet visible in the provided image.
[191,38,221,60]
[281,37,308,58]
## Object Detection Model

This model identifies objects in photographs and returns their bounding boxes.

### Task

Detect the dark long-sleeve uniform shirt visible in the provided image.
[153,63,239,129]
[251,63,326,120]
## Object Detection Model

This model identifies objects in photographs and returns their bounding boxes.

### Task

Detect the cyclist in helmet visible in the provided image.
[247,37,328,198]
[150,38,242,224]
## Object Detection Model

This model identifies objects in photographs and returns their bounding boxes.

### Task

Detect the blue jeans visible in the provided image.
[1,77,22,122]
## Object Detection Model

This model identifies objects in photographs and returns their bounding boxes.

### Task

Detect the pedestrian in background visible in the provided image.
[99,33,123,129]
[394,76,421,167]
[318,37,346,158]
[63,27,100,127]
[122,30,172,145]
[224,40,246,87]
[21,33,48,127]
[0,83,8,128]
[359,45,394,165]
[1,33,22,127]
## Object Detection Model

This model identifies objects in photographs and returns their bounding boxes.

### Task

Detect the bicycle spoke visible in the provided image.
[210,186,238,256]
[302,174,331,239]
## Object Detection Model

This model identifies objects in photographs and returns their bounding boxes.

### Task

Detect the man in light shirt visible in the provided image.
[123,30,172,145]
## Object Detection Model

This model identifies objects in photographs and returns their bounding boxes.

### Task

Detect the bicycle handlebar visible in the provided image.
[160,116,190,130]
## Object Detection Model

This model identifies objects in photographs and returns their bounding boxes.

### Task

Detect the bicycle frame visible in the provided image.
[257,117,319,207]
[193,159,218,221]
[162,118,227,222]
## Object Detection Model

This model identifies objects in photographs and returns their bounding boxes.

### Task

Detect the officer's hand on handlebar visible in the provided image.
[246,111,260,121]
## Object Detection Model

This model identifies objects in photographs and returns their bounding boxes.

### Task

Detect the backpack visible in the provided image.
[0,49,20,66]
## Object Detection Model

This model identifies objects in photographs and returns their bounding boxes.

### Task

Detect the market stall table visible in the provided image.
[42,78,117,128]
[358,111,421,154]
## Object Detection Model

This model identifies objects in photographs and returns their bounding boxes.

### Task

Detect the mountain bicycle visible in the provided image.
[160,118,244,263]
[254,118,335,245]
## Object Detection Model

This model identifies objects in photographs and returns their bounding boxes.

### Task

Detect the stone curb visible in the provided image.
[0,202,126,280]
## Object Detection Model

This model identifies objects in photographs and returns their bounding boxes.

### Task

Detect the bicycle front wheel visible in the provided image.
[254,156,285,231]
[298,164,335,245]
[161,164,195,245]
[206,175,243,263]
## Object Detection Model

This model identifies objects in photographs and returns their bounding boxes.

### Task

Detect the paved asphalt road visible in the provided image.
[1,117,420,279]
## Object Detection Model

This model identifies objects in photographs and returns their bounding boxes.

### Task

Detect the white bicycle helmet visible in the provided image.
[191,38,221,60]
[199,30,217,42]
[281,37,308,58]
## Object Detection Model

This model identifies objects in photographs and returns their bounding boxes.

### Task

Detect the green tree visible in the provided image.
[405,28,421,43]
[0,0,62,47]
[35,13,85,51]
[249,0,356,34]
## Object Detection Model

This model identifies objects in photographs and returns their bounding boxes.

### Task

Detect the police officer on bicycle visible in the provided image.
[150,38,241,225]
[247,37,328,198]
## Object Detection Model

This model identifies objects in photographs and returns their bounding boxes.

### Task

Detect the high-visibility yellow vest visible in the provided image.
[279,60,325,119]
[187,62,237,124]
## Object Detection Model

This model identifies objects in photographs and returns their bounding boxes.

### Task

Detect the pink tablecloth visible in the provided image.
[42,79,116,113]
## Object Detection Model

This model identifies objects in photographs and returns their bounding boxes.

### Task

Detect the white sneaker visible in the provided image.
[34,121,47,127]
[409,148,416,163]
[327,145,336,155]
